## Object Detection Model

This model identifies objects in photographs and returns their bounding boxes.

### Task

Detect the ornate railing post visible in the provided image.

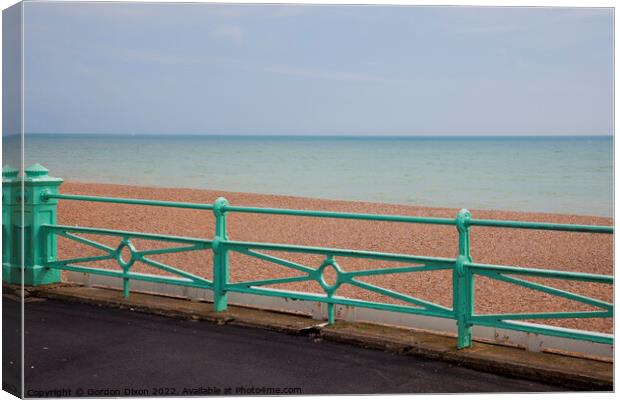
[3,164,63,286]
[212,197,229,312]
[454,208,473,349]
[2,165,21,284]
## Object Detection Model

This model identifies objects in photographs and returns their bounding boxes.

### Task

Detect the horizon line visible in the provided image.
[5,132,615,138]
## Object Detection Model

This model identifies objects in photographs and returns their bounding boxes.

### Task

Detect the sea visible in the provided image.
[2,134,613,217]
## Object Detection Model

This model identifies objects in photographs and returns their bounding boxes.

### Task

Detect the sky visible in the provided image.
[5,2,615,135]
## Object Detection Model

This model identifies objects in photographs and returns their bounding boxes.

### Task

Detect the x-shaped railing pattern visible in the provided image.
[43,225,213,295]
[225,242,455,321]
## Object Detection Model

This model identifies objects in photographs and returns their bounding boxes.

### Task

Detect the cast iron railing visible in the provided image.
[1,164,614,349]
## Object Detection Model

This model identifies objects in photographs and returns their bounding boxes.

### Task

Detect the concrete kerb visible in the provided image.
[320,322,613,391]
[10,283,612,391]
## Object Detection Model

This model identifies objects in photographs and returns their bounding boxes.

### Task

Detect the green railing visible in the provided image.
[1,164,614,350]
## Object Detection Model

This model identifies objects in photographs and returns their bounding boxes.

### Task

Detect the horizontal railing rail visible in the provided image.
[37,190,613,350]
[42,191,614,232]
[43,191,455,225]
[224,205,457,225]
[43,192,215,210]
[468,219,613,233]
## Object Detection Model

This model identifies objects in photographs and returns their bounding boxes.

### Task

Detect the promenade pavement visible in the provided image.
[1,297,567,396]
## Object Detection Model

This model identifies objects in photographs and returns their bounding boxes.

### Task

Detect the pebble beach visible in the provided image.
[56,182,613,334]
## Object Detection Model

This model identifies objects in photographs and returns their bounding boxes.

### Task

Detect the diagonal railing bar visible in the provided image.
[231,247,316,274]
[47,226,213,285]
[228,285,454,319]
[471,318,613,345]
[55,264,212,289]
[466,262,613,284]
[472,310,612,322]
[348,278,452,313]
[44,224,212,246]
[476,270,613,312]
[136,243,208,257]
[47,254,117,267]
[225,240,456,267]
[55,230,116,253]
[231,287,454,318]
[232,245,456,313]
[227,275,313,289]
[345,264,452,278]
[139,256,213,286]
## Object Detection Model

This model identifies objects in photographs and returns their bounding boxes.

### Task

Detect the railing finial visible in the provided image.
[213,197,229,216]
[2,164,19,179]
[25,163,49,178]
[455,208,471,233]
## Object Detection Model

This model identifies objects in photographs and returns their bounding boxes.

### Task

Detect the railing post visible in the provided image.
[454,208,473,349]
[2,165,21,284]
[3,164,63,286]
[212,197,229,312]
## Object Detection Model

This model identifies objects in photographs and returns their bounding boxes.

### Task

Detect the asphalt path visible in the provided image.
[5,297,566,396]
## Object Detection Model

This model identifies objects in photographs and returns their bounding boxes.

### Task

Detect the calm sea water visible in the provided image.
[2,134,613,217]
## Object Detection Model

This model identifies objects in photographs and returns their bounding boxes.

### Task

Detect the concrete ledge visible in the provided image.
[27,284,316,335]
[21,284,612,391]
[321,322,613,391]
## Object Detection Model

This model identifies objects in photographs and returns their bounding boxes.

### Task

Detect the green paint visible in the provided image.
[6,165,613,349]
[469,218,613,233]
[224,205,456,225]
[476,270,612,310]
[47,224,212,245]
[225,240,455,266]
[454,209,474,349]
[3,164,63,285]
[43,224,213,292]
[471,318,613,345]
[44,192,214,210]
[212,197,229,312]
[2,165,21,284]
[467,262,613,283]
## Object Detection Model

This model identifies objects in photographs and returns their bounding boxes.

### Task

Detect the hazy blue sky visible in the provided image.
[15,3,614,135]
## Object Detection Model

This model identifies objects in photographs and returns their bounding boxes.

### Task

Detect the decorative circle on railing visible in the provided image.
[116,240,137,270]
[318,259,342,293]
